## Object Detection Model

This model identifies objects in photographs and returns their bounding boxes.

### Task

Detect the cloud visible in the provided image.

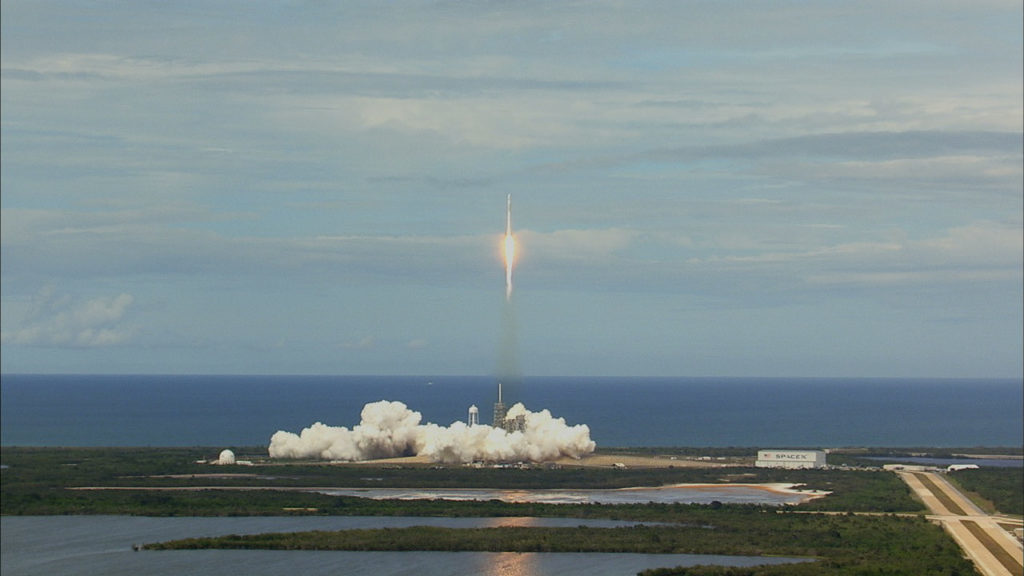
[917,221,1024,262]
[1,287,135,347]
[518,228,635,262]
[1,1,1019,376]
[3,200,1019,303]
[747,131,1021,160]
[339,336,376,350]
[572,130,1023,172]
[1,206,493,284]
[726,221,1024,288]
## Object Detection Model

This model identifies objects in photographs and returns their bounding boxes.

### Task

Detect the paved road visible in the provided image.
[900,471,1023,576]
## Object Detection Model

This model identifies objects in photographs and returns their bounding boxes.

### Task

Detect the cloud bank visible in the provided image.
[2,2,1020,377]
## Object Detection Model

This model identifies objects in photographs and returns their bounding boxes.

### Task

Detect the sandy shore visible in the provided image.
[652,482,832,500]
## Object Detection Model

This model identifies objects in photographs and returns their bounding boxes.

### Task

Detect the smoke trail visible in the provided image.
[496,193,521,412]
[496,293,522,401]
[268,400,595,464]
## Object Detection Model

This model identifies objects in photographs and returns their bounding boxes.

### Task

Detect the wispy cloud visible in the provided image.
[1,287,135,347]
[339,336,377,350]
[1,1,1020,376]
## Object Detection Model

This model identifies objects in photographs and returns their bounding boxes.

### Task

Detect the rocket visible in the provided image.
[503,194,515,300]
[505,193,512,237]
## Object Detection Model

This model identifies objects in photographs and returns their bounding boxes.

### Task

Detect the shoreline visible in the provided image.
[654,482,832,500]
[70,481,829,505]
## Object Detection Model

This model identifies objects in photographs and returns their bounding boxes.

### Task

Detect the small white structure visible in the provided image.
[947,464,979,472]
[756,450,826,469]
[217,449,236,465]
[883,464,936,472]
[468,405,479,427]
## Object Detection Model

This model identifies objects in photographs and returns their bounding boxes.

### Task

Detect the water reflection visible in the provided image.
[482,517,539,528]
[479,552,540,576]
[475,518,545,576]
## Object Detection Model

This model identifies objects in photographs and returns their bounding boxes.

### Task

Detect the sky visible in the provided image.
[1,1,1021,378]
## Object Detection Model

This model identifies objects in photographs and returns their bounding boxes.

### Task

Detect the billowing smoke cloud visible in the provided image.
[269,400,596,464]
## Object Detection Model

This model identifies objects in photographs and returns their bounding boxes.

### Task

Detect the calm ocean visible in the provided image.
[1,375,1021,448]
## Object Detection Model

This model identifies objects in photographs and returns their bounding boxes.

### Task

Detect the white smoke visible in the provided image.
[269,400,596,465]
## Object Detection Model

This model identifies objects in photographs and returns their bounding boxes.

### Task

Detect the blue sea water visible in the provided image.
[1,375,1021,448]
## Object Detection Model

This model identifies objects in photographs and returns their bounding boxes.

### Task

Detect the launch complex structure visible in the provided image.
[492,380,525,433]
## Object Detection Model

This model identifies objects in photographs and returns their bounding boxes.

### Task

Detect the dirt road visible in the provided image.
[900,471,1022,576]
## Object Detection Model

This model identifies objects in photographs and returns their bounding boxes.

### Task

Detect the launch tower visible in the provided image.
[492,382,507,428]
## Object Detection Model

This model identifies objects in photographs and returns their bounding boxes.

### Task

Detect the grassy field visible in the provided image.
[948,467,1023,516]
[1,446,927,515]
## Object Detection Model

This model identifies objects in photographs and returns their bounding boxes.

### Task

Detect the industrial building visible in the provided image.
[755,450,827,469]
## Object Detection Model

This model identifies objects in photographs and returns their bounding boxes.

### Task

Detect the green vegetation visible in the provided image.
[1,446,989,575]
[948,467,1023,516]
[148,512,973,575]
[747,468,922,513]
[1,446,924,515]
[825,446,1022,468]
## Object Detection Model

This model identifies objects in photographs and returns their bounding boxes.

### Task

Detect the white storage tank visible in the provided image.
[756,450,826,469]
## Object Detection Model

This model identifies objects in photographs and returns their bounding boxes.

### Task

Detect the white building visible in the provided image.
[756,450,826,469]
[947,464,979,472]
[882,463,935,472]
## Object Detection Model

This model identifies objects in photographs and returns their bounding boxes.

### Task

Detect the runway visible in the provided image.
[900,471,1023,576]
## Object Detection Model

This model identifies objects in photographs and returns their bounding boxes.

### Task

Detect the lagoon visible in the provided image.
[2,516,811,576]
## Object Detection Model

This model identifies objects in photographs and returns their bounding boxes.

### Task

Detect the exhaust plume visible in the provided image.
[268,399,595,464]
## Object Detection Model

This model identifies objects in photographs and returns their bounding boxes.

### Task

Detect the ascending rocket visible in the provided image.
[504,194,515,300]
[506,193,512,238]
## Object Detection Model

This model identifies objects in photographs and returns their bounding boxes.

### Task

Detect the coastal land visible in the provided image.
[2,446,1021,575]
